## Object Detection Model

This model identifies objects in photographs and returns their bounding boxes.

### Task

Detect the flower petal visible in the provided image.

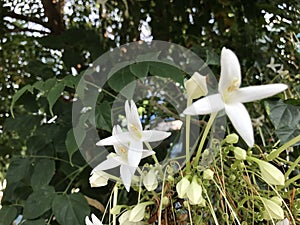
[141,130,171,142]
[141,150,155,159]
[183,94,224,115]
[128,140,143,167]
[92,157,121,171]
[231,84,288,103]
[225,103,254,147]
[120,165,136,191]
[125,100,143,136]
[91,214,103,225]
[219,47,241,94]
[85,216,93,225]
[96,132,131,146]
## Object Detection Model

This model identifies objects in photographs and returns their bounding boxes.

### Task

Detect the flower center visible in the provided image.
[129,124,142,139]
[222,78,239,103]
[226,78,239,93]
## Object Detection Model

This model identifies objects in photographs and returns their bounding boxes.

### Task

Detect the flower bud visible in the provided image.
[89,171,108,187]
[271,196,282,206]
[185,72,208,100]
[186,176,203,205]
[261,198,284,220]
[203,169,214,180]
[129,202,150,222]
[234,147,247,160]
[256,159,285,185]
[143,168,158,191]
[176,177,190,198]
[224,133,239,144]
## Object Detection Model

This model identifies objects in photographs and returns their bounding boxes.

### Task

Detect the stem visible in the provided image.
[112,184,118,225]
[285,153,300,179]
[185,98,192,174]
[267,134,300,161]
[193,112,217,167]
[145,142,164,177]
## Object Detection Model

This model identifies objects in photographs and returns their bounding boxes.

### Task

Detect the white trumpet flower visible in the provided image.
[93,125,155,191]
[97,100,171,167]
[184,47,288,147]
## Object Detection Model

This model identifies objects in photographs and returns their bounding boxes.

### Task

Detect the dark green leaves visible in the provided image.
[0,206,17,225]
[265,100,300,146]
[23,186,55,219]
[6,158,30,184]
[31,159,55,188]
[95,101,112,132]
[52,193,90,225]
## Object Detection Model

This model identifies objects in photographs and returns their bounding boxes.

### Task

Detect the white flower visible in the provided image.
[185,72,208,100]
[97,100,171,167]
[93,125,155,191]
[176,177,190,198]
[143,168,158,191]
[89,170,109,187]
[261,198,284,220]
[119,210,146,225]
[267,57,282,72]
[186,176,203,205]
[184,48,288,147]
[85,214,103,225]
[276,218,290,225]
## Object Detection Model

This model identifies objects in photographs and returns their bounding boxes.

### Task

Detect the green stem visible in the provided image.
[285,174,300,187]
[145,142,164,177]
[267,134,300,161]
[193,112,217,167]
[185,98,192,174]
[285,153,300,179]
[112,184,118,225]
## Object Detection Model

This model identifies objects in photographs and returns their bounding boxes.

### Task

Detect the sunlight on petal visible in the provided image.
[184,94,224,115]
[231,84,288,103]
[219,47,241,94]
[141,130,171,142]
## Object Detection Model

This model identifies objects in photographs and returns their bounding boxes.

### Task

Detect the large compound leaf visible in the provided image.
[52,193,90,225]
[265,100,300,146]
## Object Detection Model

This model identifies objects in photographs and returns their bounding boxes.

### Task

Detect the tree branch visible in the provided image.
[4,10,51,30]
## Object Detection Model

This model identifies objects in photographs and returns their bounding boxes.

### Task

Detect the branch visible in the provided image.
[4,10,51,30]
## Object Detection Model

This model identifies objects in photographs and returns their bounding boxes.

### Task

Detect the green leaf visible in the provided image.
[23,186,55,219]
[265,100,300,146]
[62,75,80,88]
[95,101,112,132]
[26,60,54,80]
[47,82,65,116]
[0,206,18,225]
[21,219,46,225]
[149,62,184,84]
[4,115,41,139]
[10,85,33,117]
[31,159,55,188]
[6,158,30,184]
[108,67,136,92]
[205,49,220,65]
[52,193,90,225]
[66,129,80,163]
[130,62,149,78]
